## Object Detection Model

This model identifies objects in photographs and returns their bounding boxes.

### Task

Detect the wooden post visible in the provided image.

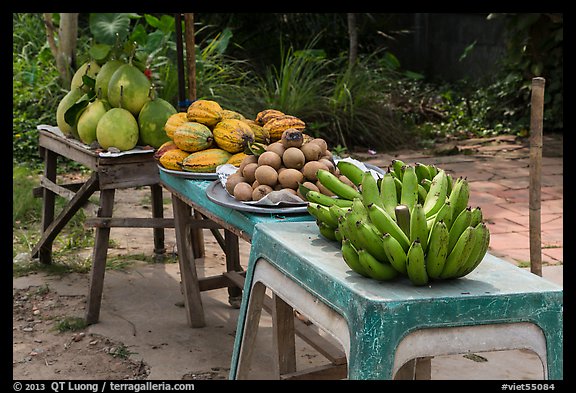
[184,13,196,101]
[529,77,545,277]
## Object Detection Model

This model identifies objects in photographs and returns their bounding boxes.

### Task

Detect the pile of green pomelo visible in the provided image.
[56,57,176,152]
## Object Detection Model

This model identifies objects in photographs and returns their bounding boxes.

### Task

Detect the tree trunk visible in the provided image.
[347,13,358,68]
[44,13,79,89]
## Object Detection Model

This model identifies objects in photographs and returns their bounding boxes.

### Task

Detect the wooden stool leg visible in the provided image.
[150,183,166,262]
[224,230,242,307]
[39,148,57,264]
[272,294,296,378]
[236,281,267,379]
[172,194,205,328]
[191,210,205,258]
[85,188,115,325]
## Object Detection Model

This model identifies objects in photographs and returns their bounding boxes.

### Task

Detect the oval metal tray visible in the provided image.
[158,165,219,180]
[205,181,309,214]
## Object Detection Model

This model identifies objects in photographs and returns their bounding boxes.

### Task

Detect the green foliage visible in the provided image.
[55,316,88,332]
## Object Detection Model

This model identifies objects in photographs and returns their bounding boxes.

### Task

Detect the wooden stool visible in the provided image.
[32,127,175,324]
[229,222,563,380]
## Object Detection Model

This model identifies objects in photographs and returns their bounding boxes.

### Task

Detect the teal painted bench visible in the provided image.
[229,221,563,380]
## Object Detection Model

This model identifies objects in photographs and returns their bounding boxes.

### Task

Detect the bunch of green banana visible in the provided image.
[304,160,490,286]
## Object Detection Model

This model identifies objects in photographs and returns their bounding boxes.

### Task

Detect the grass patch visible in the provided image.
[54,316,87,333]
[108,344,136,360]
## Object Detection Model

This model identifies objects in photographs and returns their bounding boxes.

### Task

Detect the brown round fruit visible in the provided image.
[239,154,258,172]
[225,172,246,195]
[302,160,328,182]
[280,128,304,148]
[319,158,335,173]
[252,184,274,201]
[278,168,304,189]
[316,180,336,196]
[254,165,278,187]
[301,181,319,193]
[233,182,253,201]
[339,175,357,189]
[300,142,322,162]
[266,142,285,157]
[257,151,282,170]
[282,147,306,169]
[242,162,258,183]
[308,138,328,154]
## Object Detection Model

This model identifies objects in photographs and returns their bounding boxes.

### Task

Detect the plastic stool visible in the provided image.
[229,222,563,380]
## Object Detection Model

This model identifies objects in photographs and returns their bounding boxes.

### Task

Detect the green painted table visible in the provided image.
[159,170,315,328]
[230,221,564,380]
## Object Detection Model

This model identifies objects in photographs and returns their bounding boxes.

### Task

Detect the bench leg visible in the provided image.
[38,148,57,264]
[172,194,205,328]
[272,294,297,378]
[236,281,267,379]
[150,183,166,262]
[85,188,115,325]
[225,230,243,307]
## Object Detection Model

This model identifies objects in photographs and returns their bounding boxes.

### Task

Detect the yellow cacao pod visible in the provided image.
[154,140,178,160]
[158,148,191,171]
[242,119,270,144]
[263,114,306,142]
[226,152,250,167]
[213,119,255,153]
[181,148,232,173]
[173,122,214,153]
[164,112,188,139]
[221,109,245,120]
[186,99,223,127]
[255,109,285,126]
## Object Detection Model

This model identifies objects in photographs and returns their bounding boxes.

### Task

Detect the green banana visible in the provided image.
[426,200,452,241]
[423,169,449,218]
[406,240,428,286]
[361,170,383,210]
[410,203,428,252]
[439,226,476,279]
[350,197,369,219]
[395,204,411,238]
[417,183,428,205]
[357,248,398,281]
[414,162,431,182]
[446,172,454,196]
[420,178,432,192]
[307,202,339,229]
[448,176,470,222]
[447,206,472,253]
[456,222,490,277]
[329,204,348,223]
[453,222,485,277]
[306,190,354,208]
[391,159,406,181]
[379,172,398,219]
[366,203,411,252]
[341,239,370,277]
[318,221,338,241]
[381,232,408,275]
[469,206,483,228]
[352,219,389,263]
[393,176,402,202]
[334,227,343,244]
[427,164,438,179]
[425,220,450,279]
[317,169,362,200]
[336,160,364,187]
[400,165,418,212]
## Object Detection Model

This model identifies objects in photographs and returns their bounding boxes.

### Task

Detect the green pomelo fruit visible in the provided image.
[95,59,125,100]
[107,64,151,117]
[138,97,177,148]
[96,107,139,151]
[71,60,101,92]
[77,99,111,145]
[56,88,84,137]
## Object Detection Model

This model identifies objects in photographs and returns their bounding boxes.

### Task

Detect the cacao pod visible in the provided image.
[255,109,285,126]
[263,114,306,142]
[213,119,255,153]
[158,148,191,171]
[186,99,223,127]
[164,112,188,139]
[180,148,232,173]
[173,122,214,153]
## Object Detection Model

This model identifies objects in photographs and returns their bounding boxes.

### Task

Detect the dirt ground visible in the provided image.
[12,133,563,381]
